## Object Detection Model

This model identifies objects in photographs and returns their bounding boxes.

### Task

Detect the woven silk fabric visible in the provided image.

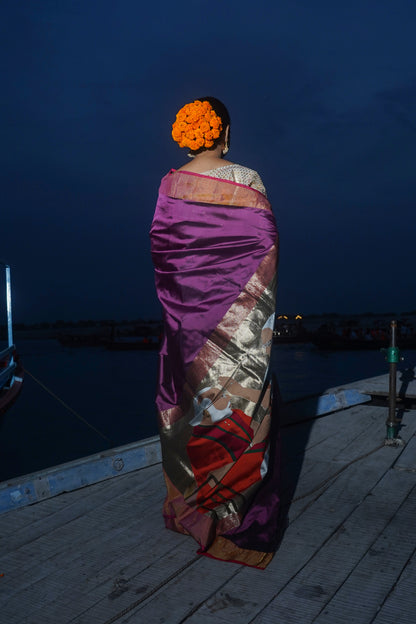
[202,163,267,196]
[150,169,280,568]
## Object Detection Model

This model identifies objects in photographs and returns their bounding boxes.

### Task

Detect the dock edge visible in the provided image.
[0,435,162,515]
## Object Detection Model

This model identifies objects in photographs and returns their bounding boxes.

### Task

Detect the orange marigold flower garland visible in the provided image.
[171,100,223,151]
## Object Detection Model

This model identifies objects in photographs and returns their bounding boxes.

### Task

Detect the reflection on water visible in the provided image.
[272,343,416,402]
[293,349,308,361]
[0,339,415,481]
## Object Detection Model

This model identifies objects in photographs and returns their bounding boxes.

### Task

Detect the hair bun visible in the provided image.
[172,100,223,151]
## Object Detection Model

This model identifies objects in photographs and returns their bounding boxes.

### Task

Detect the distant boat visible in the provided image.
[0,263,23,415]
[273,332,312,344]
[106,336,161,351]
[273,316,312,344]
[57,333,108,347]
[105,322,161,350]
[311,333,416,351]
[57,327,161,351]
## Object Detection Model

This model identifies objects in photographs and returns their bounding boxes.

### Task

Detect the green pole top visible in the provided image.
[381,346,400,363]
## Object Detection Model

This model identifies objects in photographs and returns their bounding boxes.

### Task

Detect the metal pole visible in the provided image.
[385,320,400,441]
[5,264,14,348]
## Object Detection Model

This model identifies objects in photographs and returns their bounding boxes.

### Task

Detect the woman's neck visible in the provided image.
[178,148,233,173]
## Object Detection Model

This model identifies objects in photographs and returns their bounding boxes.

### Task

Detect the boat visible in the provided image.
[106,336,161,351]
[273,314,312,344]
[0,263,23,415]
[58,322,163,350]
[311,331,416,351]
[57,333,108,347]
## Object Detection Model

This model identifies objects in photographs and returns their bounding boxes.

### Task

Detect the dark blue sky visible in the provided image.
[1,1,415,322]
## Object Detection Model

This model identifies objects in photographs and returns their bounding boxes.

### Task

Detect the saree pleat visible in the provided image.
[150,169,280,568]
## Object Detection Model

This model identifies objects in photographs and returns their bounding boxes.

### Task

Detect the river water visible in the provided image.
[1,339,415,481]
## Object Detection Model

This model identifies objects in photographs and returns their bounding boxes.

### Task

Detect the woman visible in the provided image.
[150,97,280,568]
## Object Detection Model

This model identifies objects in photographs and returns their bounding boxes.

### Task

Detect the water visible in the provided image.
[1,339,415,482]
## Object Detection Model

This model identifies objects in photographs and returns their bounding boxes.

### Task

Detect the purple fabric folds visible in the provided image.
[150,170,280,568]
[151,183,277,412]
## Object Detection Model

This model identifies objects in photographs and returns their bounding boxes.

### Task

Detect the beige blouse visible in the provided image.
[202,164,267,197]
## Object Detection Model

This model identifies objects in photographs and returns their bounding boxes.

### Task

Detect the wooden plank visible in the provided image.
[371,547,416,624]
[312,482,416,623]
[0,466,160,555]
[0,436,161,514]
[236,471,416,624]
[0,468,163,601]
[56,412,416,617]
[284,404,416,522]
[0,473,166,622]
[1,459,229,624]
[303,405,385,459]
[119,555,241,624]
[0,472,119,532]
[282,389,371,425]
[281,406,390,517]
[394,435,416,471]
[280,404,384,474]
[1,522,185,624]
[283,402,378,452]
[0,496,70,536]
[1,406,415,624]
[178,428,416,624]
[38,539,201,624]
[0,383,373,519]
[112,431,414,623]
[326,366,416,399]
[0,386,372,516]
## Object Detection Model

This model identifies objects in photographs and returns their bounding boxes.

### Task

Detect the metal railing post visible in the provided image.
[5,264,14,348]
[383,320,404,445]
[385,320,399,439]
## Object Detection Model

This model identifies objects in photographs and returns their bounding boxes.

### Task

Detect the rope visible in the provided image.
[23,367,114,445]
[292,442,385,502]
[67,407,393,623]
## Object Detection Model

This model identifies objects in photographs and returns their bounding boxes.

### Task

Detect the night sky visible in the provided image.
[2,1,415,323]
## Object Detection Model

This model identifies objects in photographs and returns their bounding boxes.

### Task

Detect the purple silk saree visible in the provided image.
[150,169,280,568]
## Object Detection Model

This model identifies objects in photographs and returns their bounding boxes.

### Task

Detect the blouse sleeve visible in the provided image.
[249,171,267,197]
[202,164,268,197]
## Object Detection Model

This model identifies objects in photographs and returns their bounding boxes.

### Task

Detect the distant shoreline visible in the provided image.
[2,312,415,342]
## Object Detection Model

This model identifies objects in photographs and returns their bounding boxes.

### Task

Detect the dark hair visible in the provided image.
[191,96,231,155]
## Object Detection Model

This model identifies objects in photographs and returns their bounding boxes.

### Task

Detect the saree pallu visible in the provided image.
[150,169,280,568]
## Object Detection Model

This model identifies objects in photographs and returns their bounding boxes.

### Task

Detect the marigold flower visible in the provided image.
[171,99,223,151]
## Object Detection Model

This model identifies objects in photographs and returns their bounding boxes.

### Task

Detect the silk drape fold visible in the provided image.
[150,170,280,568]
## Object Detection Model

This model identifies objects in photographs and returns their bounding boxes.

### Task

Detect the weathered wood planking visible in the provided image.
[0,403,415,624]
[326,365,416,399]
[130,410,416,624]
[282,388,371,425]
[0,436,161,514]
[247,471,416,624]
[371,548,416,624]
[280,405,390,521]
[311,476,416,624]
[0,387,371,515]
[0,468,164,611]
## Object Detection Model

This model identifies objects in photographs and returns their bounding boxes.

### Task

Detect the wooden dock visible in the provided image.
[0,372,415,623]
